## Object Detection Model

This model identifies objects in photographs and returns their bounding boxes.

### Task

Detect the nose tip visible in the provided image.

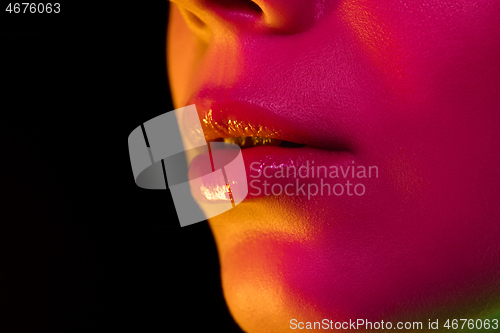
[171,0,325,41]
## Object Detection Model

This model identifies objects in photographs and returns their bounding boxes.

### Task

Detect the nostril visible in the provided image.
[243,0,263,13]
[178,0,263,37]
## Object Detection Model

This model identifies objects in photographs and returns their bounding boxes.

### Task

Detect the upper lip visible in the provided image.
[187,98,350,151]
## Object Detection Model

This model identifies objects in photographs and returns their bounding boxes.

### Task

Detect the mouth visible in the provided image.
[186,99,354,204]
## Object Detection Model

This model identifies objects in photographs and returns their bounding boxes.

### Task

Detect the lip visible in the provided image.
[189,143,357,203]
[188,99,351,150]
[185,98,354,203]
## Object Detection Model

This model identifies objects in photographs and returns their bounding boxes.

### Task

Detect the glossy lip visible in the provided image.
[186,98,355,203]
[187,98,351,151]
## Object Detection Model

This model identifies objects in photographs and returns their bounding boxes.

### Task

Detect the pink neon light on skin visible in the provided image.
[168,1,500,332]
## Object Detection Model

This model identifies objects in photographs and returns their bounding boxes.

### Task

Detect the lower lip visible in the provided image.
[188,145,355,203]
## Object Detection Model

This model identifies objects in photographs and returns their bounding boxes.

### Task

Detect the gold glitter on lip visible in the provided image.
[201,109,283,143]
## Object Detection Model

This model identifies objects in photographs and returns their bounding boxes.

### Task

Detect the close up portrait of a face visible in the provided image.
[166,0,500,332]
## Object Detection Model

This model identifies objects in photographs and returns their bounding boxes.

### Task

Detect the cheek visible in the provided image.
[336,0,500,212]
[402,1,500,110]
[338,0,500,103]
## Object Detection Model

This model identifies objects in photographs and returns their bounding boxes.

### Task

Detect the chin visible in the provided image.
[206,188,500,332]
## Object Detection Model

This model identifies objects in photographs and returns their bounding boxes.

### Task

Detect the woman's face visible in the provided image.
[167,0,500,331]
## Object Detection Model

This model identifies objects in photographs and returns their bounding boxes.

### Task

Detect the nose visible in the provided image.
[170,0,327,40]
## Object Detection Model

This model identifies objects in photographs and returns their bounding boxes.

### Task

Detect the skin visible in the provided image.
[167,0,500,332]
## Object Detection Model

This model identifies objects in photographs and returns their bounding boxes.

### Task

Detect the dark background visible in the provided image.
[1,2,243,332]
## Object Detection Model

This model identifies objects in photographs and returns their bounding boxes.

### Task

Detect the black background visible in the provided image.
[1,2,243,332]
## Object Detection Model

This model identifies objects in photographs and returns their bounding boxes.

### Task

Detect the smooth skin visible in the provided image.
[167,1,500,332]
